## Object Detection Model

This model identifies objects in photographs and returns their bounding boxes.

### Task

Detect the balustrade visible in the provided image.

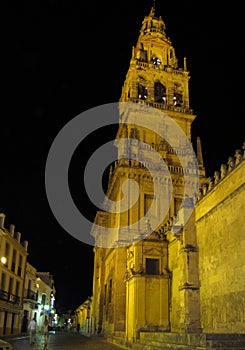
[0,288,21,305]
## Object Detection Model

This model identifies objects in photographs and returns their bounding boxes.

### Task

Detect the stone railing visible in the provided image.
[109,158,198,184]
[134,59,189,77]
[129,98,193,114]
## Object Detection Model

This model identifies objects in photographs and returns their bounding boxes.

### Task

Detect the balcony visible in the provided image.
[0,289,21,305]
[23,289,38,302]
[129,98,193,115]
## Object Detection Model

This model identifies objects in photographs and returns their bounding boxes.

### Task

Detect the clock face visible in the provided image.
[152,56,161,65]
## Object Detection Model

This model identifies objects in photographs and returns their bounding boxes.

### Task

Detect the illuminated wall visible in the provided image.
[196,152,245,333]
[0,214,28,336]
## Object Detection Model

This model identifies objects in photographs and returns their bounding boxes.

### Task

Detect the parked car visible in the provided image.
[0,339,14,350]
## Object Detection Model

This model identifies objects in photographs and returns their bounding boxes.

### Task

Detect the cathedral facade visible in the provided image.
[90,5,245,349]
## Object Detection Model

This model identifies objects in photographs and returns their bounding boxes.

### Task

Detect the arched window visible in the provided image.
[152,56,161,65]
[173,92,183,106]
[154,82,166,103]
[138,84,148,100]
[138,43,147,62]
[173,83,183,106]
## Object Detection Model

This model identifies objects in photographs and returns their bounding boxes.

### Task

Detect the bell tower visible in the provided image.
[119,5,194,140]
[91,4,204,342]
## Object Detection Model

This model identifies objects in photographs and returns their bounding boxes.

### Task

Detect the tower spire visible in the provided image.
[152,0,156,15]
[196,136,204,167]
[149,0,156,17]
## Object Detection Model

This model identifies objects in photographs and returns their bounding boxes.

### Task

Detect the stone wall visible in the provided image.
[195,150,245,333]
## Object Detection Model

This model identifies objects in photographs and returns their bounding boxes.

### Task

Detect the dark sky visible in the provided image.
[2,1,244,313]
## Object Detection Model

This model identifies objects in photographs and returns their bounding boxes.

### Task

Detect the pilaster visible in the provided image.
[172,207,202,333]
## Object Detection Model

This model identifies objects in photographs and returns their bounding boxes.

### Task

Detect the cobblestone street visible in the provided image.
[5,331,125,350]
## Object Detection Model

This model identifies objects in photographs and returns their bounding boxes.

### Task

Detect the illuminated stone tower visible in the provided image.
[120,6,192,131]
[91,4,206,344]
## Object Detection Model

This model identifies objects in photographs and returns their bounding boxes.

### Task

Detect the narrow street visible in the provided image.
[5,331,125,350]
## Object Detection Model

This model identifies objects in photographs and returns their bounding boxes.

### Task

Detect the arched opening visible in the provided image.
[154,82,166,103]
[138,84,148,100]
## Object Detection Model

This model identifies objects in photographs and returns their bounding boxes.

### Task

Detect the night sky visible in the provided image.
[3,1,244,313]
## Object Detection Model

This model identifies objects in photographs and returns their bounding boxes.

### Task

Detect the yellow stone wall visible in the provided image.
[196,159,245,333]
[125,239,170,344]
[91,246,127,336]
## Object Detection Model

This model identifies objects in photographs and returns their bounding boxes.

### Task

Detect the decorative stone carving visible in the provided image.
[227,156,235,172]
[145,218,152,233]
[208,177,214,191]
[142,246,163,255]
[144,231,160,240]
[220,164,227,179]
[202,183,208,195]
[198,188,203,200]
[234,149,242,165]
[197,143,244,202]
[127,249,134,259]
[213,170,220,184]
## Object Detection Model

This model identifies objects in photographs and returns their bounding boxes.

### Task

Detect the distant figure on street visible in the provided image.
[28,317,37,345]
[42,316,50,348]
[77,323,80,333]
